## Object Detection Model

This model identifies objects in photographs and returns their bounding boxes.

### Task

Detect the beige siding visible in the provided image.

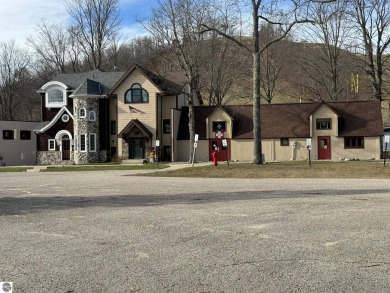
[176,140,209,162]
[261,138,309,162]
[206,109,233,139]
[311,105,339,137]
[230,140,254,162]
[194,140,209,161]
[331,136,380,160]
[112,68,160,157]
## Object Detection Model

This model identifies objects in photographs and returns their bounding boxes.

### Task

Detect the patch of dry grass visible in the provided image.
[147,161,390,179]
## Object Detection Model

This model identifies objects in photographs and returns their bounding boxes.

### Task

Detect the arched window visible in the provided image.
[46,88,66,107]
[42,81,68,108]
[89,111,96,121]
[125,83,149,103]
[48,89,64,103]
[79,108,86,118]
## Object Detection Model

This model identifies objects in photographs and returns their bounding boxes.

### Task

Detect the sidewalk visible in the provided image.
[166,161,213,170]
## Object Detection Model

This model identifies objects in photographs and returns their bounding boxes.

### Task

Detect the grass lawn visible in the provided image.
[0,167,32,172]
[41,163,168,172]
[146,160,390,179]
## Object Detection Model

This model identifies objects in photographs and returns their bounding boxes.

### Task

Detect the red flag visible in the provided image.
[129,106,145,114]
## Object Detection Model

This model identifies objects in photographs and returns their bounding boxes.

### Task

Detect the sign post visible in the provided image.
[384,135,390,166]
[306,138,312,167]
[156,140,160,169]
[192,134,199,167]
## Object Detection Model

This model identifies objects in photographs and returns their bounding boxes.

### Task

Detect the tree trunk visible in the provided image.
[252,1,263,164]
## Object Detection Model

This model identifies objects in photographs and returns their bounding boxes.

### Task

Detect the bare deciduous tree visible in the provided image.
[349,0,390,101]
[259,24,285,104]
[145,0,212,161]
[294,0,352,101]
[0,41,31,120]
[202,0,325,164]
[65,0,121,70]
[27,19,68,74]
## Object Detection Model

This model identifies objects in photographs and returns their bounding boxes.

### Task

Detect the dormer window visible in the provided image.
[48,89,64,103]
[46,88,66,107]
[42,82,68,108]
[125,83,149,103]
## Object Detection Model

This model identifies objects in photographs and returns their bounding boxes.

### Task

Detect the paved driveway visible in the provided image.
[1,171,390,292]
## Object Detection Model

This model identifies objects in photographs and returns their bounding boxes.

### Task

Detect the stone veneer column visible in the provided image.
[73,97,100,164]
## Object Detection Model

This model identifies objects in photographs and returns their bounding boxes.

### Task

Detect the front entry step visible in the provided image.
[121,159,145,165]
[27,166,48,172]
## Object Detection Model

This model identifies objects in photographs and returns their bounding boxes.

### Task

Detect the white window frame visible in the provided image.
[89,111,96,121]
[80,134,87,152]
[48,139,56,151]
[89,133,97,152]
[79,108,86,118]
[45,87,67,108]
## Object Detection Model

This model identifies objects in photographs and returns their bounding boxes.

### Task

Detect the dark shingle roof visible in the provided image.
[328,101,384,136]
[137,66,184,95]
[50,70,125,94]
[177,101,384,140]
[72,79,106,96]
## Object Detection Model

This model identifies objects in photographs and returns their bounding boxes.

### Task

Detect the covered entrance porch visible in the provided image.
[118,119,153,160]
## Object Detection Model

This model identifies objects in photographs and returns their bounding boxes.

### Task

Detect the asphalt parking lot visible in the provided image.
[1,170,390,292]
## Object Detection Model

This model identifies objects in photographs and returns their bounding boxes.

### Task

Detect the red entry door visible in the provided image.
[318,136,331,160]
[209,139,230,161]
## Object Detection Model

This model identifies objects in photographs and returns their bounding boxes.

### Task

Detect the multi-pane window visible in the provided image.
[20,130,31,140]
[89,133,96,152]
[48,139,56,151]
[48,89,64,103]
[79,108,86,118]
[344,137,364,148]
[125,83,149,103]
[80,134,86,151]
[316,118,332,130]
[3,130,14,140]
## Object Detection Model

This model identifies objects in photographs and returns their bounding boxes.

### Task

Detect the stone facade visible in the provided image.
[73,97,100,164]
[37,151,74,165]
[121,138,129,160]
[120,127,152,160]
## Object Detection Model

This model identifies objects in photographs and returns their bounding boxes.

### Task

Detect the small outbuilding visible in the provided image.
[177,101,384,162]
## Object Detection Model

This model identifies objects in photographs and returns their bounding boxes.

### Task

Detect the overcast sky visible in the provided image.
[0,0,154,47]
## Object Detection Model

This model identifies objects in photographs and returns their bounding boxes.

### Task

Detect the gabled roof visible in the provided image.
[34,106,74,133]
[177,101,384,140]
[118,119,152,138]
[307,102,341,118]
[207,106,235,121]
[109,64,184,96]
[329,101,383,136]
